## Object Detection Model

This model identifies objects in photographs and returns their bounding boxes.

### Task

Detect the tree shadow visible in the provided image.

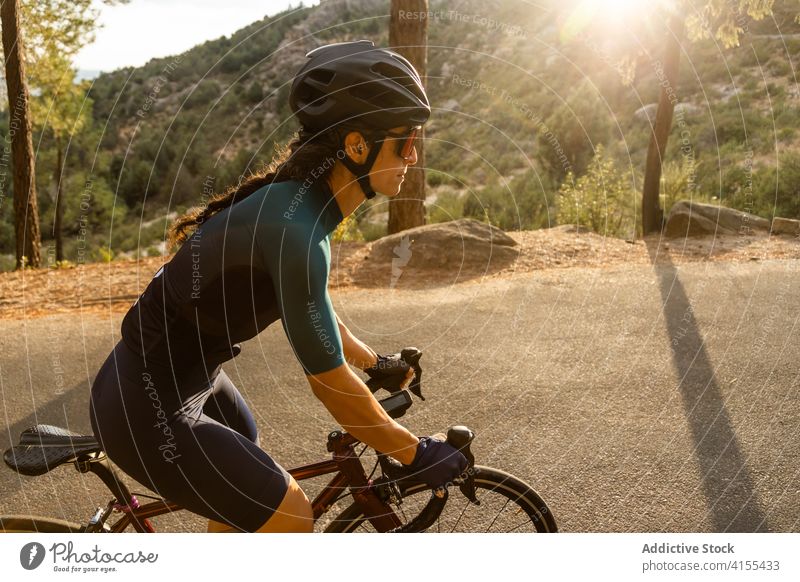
[645,239,769,532]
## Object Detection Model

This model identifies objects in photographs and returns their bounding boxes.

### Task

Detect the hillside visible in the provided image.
[1,0,799,269]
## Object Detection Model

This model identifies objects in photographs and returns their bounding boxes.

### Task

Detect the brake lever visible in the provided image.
[400,347,425,401]
[447,426,480,506]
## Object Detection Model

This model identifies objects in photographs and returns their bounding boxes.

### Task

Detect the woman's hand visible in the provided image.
[363,352,415,393]
[402,435,468,489]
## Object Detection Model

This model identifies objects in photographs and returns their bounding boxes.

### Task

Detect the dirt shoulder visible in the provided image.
[1,226,798,319]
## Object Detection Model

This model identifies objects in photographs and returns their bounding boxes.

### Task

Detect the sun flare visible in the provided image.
[583,0,642,13]
[561,0,674,42]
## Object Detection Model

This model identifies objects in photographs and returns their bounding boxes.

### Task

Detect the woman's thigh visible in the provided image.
[90,342,291,531]
[201,369,259,446]
[160,414,292,531]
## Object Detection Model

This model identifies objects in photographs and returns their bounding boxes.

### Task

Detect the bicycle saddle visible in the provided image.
[3,424,102,476]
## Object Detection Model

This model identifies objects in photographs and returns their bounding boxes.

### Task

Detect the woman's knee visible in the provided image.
[254,477,313,533]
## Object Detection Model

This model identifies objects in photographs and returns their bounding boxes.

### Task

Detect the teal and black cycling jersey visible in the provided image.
[121,178,346,382]
[91,178,347,531]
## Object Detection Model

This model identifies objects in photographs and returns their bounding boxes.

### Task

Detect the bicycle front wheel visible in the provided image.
[0,515,85,533]
[325,466,558,533]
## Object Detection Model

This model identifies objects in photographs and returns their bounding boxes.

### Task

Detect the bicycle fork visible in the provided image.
[326,430,403,532]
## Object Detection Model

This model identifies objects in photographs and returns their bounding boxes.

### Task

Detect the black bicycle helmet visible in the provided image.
[290,40,430,199]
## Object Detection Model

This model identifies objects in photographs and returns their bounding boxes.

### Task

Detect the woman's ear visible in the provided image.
[344,130,369,164]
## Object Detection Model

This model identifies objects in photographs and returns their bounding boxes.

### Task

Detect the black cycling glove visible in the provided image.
[363,352,410,393]
[404,436,469,489]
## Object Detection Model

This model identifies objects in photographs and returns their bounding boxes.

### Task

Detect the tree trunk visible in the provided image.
[54,136,64,262]
[641,14,685,236]
[1,0,41,268]
[388,0,427,235]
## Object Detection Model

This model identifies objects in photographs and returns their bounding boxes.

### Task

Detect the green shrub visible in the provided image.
[463,169,553,231]
[95,246,115,262]
[427,190,466,224]
[0,254,15,272]
[426,169,449,187]
[332,214,364,242]
[768,57,791,77]
[766,82,785,99]
[556,145,638,237]
[774,106,800,127]
[245,81,263,103]
[660,159,695,215]
[753,151,800,219]
[185,79,221,108]
[536,83,612,181]
[359,221,387,242]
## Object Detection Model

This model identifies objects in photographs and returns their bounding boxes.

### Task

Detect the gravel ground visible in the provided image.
[1,226,797,319]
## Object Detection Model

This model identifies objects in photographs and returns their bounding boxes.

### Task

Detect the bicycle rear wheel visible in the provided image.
[0,515,85,533]
[324,466,558,533]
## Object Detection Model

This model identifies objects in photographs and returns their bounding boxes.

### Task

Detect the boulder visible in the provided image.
[772,217,800,236]
[664,201,770,238]
[359,219,519,287]
[634,103,658,122]
[441,98,461,111]
[673,102,702,116]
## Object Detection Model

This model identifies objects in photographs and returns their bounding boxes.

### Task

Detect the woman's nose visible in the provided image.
[405,145,419,166]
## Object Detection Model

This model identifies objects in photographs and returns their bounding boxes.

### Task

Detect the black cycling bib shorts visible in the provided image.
[89,178,345,531]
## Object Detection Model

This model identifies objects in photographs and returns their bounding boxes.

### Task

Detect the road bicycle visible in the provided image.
[1,348,558,533]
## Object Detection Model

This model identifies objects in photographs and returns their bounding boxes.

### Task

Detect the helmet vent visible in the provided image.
[371,61,423,97]
[349,82,388,103]
[307,68,335,85]
[371,61,404,81]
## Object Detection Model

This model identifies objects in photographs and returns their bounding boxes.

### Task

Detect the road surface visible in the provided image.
[1,258,798,532]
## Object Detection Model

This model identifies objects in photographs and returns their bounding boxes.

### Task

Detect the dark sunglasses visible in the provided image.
[378,126,421,159]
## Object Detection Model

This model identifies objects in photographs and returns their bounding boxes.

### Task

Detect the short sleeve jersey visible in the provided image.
[120,179,346,380]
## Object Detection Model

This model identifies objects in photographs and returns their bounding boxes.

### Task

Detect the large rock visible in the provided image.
[634,103,658,122]
[664,201,770,238]
[772,217,800,236]
[358,219,519,287]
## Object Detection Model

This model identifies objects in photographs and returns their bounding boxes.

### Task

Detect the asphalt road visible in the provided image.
[1,258,798,532]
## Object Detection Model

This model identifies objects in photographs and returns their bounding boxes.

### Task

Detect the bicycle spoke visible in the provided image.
[327,467,556,534]
[485,495,512,532]
[505,518,536,533]
[449,496,471,532]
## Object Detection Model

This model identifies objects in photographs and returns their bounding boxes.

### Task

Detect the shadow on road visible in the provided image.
[1,378,93,498]
[645,239,769,532]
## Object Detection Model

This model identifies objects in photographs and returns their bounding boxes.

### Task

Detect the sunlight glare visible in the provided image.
[584,0,642,14]
[561,0,673,43]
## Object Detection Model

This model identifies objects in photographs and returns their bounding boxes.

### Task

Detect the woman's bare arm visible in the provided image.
[335,311,378,369]
[306,362,418,465]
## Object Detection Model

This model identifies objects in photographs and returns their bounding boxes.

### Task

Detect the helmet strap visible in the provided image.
[339,140,382,200]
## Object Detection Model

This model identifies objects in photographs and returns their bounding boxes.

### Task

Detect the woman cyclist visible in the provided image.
[88,40,467,533]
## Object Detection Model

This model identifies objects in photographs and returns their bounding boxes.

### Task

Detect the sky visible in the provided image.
[74,0,320,74]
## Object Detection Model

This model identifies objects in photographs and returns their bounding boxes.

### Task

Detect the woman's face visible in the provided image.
[368,125,419,197]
